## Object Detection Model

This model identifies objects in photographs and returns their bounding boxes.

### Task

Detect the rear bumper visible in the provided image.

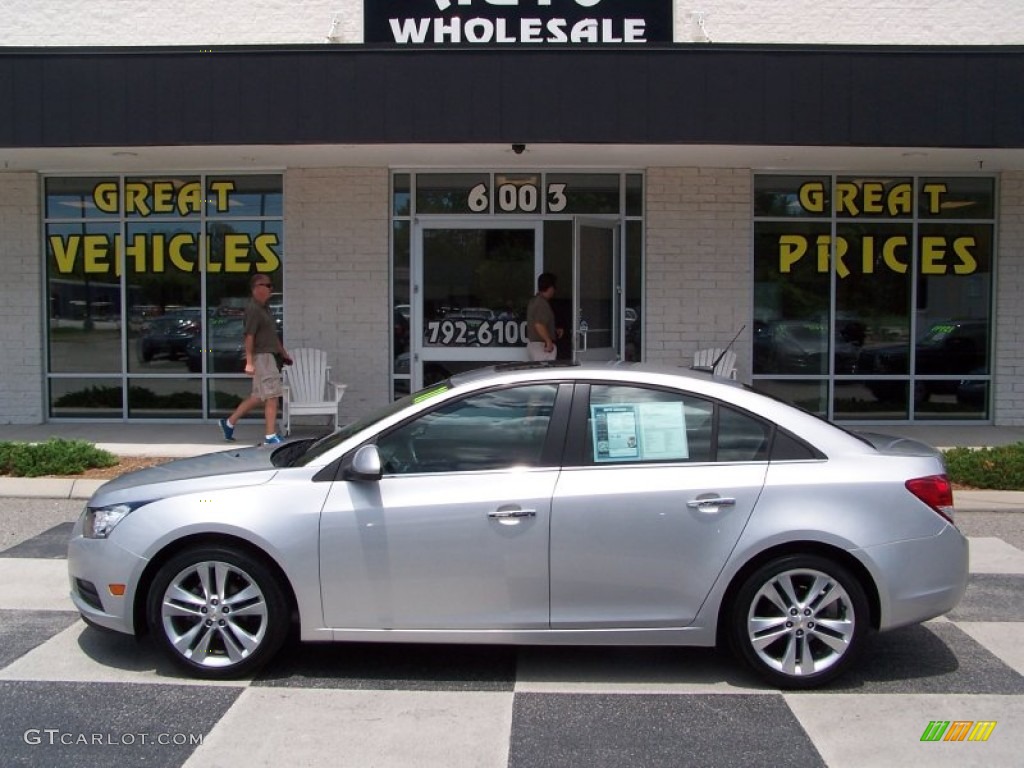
[861,524,969,630]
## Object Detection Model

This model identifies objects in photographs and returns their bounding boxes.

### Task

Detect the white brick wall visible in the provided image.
[2,1,1020,46]
[995,172,1024,426]
[284,167,391,421]
[0,173,44,424]
[645,167,752,379]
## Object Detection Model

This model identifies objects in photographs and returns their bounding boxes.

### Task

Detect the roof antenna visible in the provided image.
[692,325,745,374]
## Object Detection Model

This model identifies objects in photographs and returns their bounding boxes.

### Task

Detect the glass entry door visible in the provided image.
[573,218,622,362]
[413,222,542,390]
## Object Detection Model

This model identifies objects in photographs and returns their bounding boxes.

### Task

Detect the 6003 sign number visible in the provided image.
[469,182,568,213]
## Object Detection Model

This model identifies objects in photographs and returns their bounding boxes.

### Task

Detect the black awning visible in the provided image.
[1,45,1022,149]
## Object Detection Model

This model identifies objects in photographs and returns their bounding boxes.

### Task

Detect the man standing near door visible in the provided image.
[526,272,559,361]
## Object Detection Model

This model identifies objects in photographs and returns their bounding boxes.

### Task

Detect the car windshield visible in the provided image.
[288,381,454,466]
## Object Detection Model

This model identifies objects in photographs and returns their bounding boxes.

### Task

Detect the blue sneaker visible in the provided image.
[263,434,283,445]
[218,418,235,442]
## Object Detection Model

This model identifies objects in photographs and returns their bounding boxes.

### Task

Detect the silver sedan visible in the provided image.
[67,362,968,688]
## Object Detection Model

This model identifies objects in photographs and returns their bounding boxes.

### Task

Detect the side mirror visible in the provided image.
[347,444,383,481]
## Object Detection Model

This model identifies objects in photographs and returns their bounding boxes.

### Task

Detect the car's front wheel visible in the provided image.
[729,554,868,689]
[147,546,289,679]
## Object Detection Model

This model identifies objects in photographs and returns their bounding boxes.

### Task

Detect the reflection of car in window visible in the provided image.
[186,317,245,373]
[138,308,202,362]
[753,319,860,375]
[859,319,989,403]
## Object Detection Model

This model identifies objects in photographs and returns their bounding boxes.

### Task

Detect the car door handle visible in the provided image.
[686,496,737,511]
[488,507,537,520]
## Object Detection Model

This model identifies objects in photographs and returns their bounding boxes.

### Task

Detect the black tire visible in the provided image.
[728,554,868,689]
[147,546,289,679]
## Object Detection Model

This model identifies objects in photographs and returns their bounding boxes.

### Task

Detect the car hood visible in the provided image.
[88,446,279,506]
[854,431,943,459]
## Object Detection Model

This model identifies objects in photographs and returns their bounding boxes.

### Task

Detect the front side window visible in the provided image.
[376,384,558,474]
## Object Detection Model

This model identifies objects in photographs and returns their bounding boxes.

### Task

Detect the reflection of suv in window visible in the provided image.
[138,308,202,362]
[860,319,989,402]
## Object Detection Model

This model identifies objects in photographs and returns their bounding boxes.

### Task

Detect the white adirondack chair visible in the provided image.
[692,347,738,379]
[281,348,347,435]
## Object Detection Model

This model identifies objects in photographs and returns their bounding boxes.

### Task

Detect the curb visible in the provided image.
[0,477,107,500]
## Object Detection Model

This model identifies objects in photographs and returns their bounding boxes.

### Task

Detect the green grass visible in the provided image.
[943,442,1024,491]
[0,439,118,478]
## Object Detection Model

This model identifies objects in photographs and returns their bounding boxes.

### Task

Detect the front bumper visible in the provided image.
[862,523,969,631]
[67,528,148,636]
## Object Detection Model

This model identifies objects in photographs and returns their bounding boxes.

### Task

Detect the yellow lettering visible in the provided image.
[124,182,150,216]
[51,236,79,273]
[798,182,825,214]
[922,183,947,214]
[861,236,875,274]
[208,180,235,213]
[224,234,250,272]
[953,237,978,274]
[83,236,112,274]
[124,234,148,273]
[889,182,912,215]
[779,235,807,272]
[178,182,203,215]
[254,234,281,271]
[169,235,195,271]
[93,182,119,214]
[862,183,884,214]
[816,235,831,273]
[921,236,948,274]
[883,236,909,273]
[151,182,175,214]
[835,183,859,216]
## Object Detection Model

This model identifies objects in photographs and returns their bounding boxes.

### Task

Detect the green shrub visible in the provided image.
[0,439,118,477]
[943,442,1024,491]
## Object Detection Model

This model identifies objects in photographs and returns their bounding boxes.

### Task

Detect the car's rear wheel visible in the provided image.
[147,546,289,679]
[729,554,868,689]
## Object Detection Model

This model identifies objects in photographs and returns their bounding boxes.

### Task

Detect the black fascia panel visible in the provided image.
[1,45,1022,149]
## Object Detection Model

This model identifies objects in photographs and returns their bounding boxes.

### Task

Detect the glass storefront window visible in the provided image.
[753,174,995,422]
[44,174,283,420]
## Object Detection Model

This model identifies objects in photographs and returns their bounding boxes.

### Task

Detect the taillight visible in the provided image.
[905,474,956,524]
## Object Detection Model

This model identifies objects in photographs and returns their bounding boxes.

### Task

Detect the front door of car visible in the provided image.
[319,382,568,630]
[549,383,770,628]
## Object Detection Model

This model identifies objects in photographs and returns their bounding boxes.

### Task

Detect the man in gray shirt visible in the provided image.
[218,273,292,444]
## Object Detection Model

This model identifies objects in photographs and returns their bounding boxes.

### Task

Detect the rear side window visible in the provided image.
[770,430,825,461]
[582,385,770,465]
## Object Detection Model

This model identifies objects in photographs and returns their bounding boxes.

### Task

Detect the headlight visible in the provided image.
[82,502,144,539]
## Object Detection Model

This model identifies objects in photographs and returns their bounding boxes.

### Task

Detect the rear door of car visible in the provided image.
[319,381,572,630]
[549,382,770,628]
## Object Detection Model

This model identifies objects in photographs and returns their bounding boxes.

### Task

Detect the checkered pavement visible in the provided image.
[1,522,1022,768]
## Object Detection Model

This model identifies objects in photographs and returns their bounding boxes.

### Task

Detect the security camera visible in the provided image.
[512,143,526,155]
